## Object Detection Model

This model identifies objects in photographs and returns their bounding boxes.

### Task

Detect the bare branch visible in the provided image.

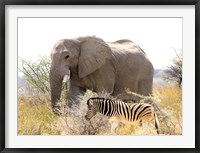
[163,49,182,87]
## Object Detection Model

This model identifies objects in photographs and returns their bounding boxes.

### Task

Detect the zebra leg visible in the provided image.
[139,120,143,127]
[147,122,160,135]
[153,112,160,134]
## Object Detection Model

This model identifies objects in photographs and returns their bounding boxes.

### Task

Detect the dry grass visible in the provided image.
[116,85,182,135]
[118,124,158,135]
[18,93,60,135]
[153,85,182,135]
[18,85,182,135]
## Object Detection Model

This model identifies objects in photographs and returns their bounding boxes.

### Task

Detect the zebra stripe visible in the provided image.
[136,105,151,120]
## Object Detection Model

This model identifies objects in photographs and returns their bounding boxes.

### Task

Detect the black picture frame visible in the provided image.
[1,0,200,153]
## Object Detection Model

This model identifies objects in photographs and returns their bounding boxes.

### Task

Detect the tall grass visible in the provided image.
[18,85,182,135]
[18,94,60,135]
[154,85,182,134]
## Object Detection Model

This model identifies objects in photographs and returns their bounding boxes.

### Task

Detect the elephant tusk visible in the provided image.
[63,73,70,83]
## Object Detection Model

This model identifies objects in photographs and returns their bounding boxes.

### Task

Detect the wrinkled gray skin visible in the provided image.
[50,36,154,115]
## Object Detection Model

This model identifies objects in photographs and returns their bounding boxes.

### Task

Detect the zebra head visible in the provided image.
[85,98,98,121]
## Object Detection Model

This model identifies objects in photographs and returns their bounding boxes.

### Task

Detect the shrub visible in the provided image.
[19,57,51,93]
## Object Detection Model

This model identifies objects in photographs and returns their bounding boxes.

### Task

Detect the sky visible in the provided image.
[18,18,182,69]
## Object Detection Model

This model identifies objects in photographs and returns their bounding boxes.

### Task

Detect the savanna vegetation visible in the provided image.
[18,57,182,135]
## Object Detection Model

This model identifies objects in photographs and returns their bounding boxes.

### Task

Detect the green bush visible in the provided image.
[19,57,51,93]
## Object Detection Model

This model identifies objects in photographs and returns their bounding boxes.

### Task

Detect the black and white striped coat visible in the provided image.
[85,97,159,134]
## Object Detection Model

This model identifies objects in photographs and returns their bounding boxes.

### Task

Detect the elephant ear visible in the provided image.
[78,37,112,78]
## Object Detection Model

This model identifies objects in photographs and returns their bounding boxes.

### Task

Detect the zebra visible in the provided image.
[85,97,160,134]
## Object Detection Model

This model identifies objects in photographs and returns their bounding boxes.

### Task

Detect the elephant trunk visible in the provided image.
[49,67,63,115]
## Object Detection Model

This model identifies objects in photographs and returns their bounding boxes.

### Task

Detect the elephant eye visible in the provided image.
[64,55,69,59]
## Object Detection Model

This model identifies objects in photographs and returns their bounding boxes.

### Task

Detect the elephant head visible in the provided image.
[49,36,112,114]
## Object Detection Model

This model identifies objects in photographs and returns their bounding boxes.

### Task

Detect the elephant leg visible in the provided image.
[113,83,139,102]
[67,82,86,108]
[138,79,153,96]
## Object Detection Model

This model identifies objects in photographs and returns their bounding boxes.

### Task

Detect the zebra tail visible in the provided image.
[154,112,160,134]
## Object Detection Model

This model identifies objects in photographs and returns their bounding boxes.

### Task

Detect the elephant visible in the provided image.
[50,36,154,115]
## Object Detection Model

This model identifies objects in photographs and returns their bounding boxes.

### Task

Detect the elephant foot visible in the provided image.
[52,105,62,116]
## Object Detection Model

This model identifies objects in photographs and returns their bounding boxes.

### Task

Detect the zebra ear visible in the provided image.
[89,101,93,106]
[87,100,90,105]
[89,100,94,106]
[87,99,93,106]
